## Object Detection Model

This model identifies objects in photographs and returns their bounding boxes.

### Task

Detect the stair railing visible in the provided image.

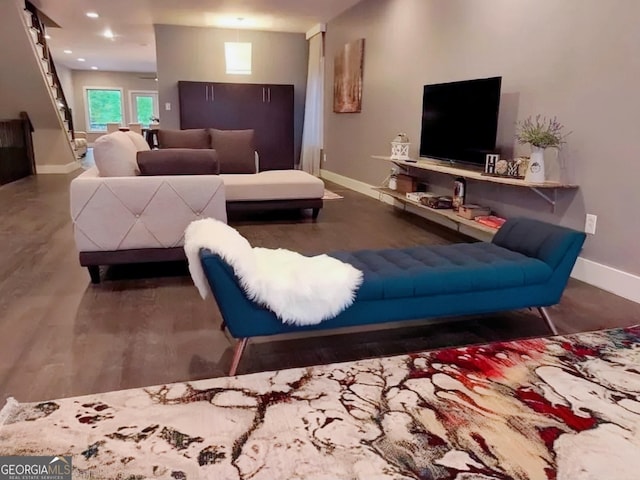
[24,0,75,140]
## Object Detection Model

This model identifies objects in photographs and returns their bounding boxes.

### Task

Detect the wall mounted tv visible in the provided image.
[419,76,502,167]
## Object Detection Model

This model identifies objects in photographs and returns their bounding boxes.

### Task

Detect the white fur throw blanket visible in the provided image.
[184,219,363,326]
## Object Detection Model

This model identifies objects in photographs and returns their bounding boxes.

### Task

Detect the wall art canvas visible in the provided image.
[333,38,365,113]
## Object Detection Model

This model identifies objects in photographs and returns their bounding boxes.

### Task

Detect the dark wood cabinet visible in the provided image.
[0,118,33,186]
[177,82,211,129]
[178,81,294,171]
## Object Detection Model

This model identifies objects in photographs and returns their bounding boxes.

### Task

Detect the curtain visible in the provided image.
[300,32,324,176]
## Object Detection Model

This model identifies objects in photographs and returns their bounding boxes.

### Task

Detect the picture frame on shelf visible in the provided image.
[482,155,525,180]
[485,154,499,174]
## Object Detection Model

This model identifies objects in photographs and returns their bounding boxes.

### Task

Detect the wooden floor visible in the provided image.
[1,172,638,404]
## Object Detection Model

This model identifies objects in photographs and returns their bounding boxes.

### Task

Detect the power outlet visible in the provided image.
[322,152,327,163]
[165,102,171,111]
[585,214,597,235]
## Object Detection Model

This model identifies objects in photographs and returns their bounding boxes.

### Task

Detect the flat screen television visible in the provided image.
[419,76,502,167]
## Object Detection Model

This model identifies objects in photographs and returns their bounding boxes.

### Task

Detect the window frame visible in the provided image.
[128,90,159,127]
[83,86,125,133]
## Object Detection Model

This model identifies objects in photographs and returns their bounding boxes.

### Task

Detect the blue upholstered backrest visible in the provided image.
[492,217,586,270]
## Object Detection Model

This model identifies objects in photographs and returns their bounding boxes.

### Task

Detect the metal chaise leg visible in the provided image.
[228,338,249,376]
[538,307,559,335]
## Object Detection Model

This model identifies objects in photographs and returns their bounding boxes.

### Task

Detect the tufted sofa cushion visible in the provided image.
[330,242,553,301]
[210,129,256,174]
[93,131,139,177]
[137,149,220,176]
[158,128,211,149]
[125,131,151,152]
[70,167,226,251]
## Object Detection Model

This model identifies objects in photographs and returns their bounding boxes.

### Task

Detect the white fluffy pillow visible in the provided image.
[125,131,151,152]
[93,131,139,177]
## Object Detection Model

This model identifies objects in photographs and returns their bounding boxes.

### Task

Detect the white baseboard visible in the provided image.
[571,257,640,304]
[320,168,640,304]
[36,161,82,174]
[320,169,384,201]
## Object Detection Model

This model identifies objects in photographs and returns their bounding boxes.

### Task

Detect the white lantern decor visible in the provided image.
[390,133,411,160]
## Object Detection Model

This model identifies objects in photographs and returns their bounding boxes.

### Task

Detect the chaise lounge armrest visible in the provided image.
[492,217,586,304]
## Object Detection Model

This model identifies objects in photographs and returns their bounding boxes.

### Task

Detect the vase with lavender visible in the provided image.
[516,115,570,183]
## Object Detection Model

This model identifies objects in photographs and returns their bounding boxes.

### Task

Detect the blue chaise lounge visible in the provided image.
[199,217,586,375]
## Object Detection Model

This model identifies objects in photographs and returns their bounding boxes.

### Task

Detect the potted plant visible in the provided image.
[515,115,569,183]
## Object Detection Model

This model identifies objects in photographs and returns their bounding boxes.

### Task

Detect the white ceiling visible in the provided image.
[35,0,361,73]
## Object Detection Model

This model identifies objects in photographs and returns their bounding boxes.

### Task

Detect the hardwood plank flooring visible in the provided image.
[0,172,638,404]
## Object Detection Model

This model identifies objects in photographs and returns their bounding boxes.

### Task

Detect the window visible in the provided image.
[84,87,124,132]
[129,91,159,127]
[225,42,252,75]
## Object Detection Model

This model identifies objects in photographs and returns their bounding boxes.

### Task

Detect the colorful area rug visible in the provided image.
[1,326,639,480]
[322,189,343,200]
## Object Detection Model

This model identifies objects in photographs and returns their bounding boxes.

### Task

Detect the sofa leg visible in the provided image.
[229,338,249,376]
[538,307,558,335]
[87,265,101,284]
[312,208,320,220]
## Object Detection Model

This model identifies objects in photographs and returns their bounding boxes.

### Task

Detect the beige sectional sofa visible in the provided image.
[70,130,324,283]
[156,128,325,216]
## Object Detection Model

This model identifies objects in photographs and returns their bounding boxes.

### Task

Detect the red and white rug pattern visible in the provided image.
[1,326,639,479]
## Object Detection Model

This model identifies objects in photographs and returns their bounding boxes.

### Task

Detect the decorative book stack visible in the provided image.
[475,215,507,229]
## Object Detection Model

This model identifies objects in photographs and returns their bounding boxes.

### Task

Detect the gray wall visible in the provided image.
[155,24,308,164]
[324,0,640,276]
[71,70,158,143]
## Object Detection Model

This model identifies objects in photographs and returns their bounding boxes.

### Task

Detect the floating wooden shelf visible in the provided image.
[373,187,499,236]
[372,155,579,212]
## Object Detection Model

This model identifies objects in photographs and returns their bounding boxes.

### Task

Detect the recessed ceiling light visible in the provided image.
[44,34,51,39]
[77,58,86,62]
[86,12,99,18]
[91,66,98,70]
[63,49,72,54]
[211,15,259,28]
[103,29,114,39]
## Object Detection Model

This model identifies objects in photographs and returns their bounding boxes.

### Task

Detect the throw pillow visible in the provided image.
[125,131,151,151]
[93,131,139,177]
[158,129,211,149]
[137,149,220,176]
[210,129,256,174]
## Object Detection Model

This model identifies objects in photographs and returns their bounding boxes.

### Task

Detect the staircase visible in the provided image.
[0,0,77,172]
[22,1,78,158]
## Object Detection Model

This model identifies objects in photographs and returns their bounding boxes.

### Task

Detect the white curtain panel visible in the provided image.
[300,33,324,176]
